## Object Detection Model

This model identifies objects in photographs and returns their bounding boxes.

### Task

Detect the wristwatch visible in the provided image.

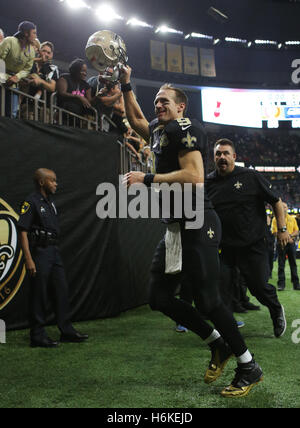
[278,226,287,233]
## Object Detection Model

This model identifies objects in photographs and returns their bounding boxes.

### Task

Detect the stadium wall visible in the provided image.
[0,118,164,330]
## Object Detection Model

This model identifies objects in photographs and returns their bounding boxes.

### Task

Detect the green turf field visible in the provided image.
[1,260,300,408]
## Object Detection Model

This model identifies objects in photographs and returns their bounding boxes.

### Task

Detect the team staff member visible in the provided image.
[120,66,263,398]
[206,139,289,338]
[17,168,88,348]
[271,202,300,291]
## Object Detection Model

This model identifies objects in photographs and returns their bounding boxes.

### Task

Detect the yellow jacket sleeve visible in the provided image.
[292,217,299,234]
[271,217,277,234]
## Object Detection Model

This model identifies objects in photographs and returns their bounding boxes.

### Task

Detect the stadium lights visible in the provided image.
[285,41,300,45]
[155,25,184,36]
[225,37,247,44]
[96,4,124,22]
[65,0,90,9]
[254,39,277,45]
[185,32,213,41]
[126,18,153,28]
[57,2,300,52]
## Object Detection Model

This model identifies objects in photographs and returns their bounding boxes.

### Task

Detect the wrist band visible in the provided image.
[144,173,155,187]
[121,82,132,93]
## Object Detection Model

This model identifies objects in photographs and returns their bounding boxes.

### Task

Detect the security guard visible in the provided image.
[206,138,290,338]
[17,168,88,347]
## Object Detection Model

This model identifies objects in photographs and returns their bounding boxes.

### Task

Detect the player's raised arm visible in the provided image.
[120,65,150,143]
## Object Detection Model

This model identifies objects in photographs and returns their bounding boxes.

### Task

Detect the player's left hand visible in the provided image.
[123,171,145,187]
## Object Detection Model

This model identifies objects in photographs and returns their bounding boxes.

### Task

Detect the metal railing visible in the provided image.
[0,83,149,174]
[119,140,149,175]
[49,92,98,130]
[0,83,47,121]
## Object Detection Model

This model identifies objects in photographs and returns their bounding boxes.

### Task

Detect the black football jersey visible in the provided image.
[148,117,213,218]
[149,117,208,174]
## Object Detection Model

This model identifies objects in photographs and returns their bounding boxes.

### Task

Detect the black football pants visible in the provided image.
[220,239,282,320]
[149,210,248,357]
[29,246,75,341]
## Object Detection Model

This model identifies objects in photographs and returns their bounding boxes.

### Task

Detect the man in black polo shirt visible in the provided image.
[18,168,88,347]
[206,138,289,338]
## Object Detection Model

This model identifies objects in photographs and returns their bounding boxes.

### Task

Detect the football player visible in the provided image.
[120,66,263,398]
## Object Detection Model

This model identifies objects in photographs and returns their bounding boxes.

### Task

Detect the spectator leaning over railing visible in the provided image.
[29,42,59,97]
[0,28,4,43]
[20,41,59,121]
[111,90,130,136]
[56,58,92,122]
[88,74,123,132]
[124,128,141,159]
[31,38,41,56]
[0,21,37,117]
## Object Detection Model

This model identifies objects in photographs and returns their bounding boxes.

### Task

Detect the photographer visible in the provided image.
[88,73,123,132]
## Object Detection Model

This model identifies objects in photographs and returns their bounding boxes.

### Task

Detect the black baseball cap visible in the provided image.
[14,21,37,37]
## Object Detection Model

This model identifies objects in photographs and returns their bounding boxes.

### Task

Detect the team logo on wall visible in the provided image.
[0,198,26,310]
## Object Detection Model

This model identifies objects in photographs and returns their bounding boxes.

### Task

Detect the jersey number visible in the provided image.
[176,118,192,128]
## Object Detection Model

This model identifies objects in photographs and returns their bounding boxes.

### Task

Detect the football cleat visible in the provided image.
[272,305,286,338]
[175,324,188,333]
[237,321,245,328]
[204,337,234,384]
[221,359,263,398]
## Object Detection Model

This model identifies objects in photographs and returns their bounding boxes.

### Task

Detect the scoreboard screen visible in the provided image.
[201,87,300,128]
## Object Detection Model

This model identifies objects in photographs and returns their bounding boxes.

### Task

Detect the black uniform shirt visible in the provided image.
[149,117,213,213]
[17,191,60,236]
[206,166,279,247]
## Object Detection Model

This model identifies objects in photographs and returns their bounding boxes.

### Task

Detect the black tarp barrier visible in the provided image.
[0,118,164,330]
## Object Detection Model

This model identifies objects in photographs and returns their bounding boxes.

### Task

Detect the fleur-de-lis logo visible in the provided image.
[207,228,215,239]
[181,132,197,148]
[0,198,26,311]
[0,245,14,277]
[160,133,169,148]
[234,181,243,190]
